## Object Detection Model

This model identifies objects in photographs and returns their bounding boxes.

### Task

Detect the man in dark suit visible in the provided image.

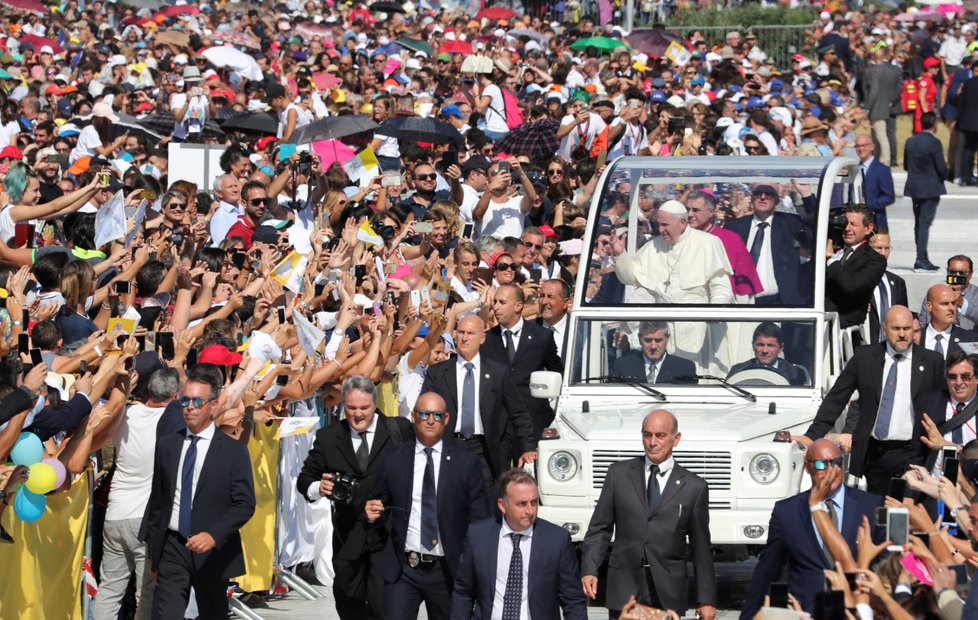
[855,134,895,232]
[904,111,948,272]
[727,322,810,385]
[611,321,695,384]
[365,391,490,620]
[740,439,883,619]
[922,284,978,360]
[920,353,978,468]
[296,375,414,620]
[451,469,587,620]
[824,205,887,332]
[868,231,909,343]
[138,365,256,620]
[799,305,946,495]
[726,185,813,307]
[483,283,563,455]
[956,59,978,185]
[421,314,538,497]
[581,410,717,619]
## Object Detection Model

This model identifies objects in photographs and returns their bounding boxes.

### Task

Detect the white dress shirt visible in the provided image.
[645,355,666,383]
[305,413,379,501]
[643,455,675,490]
[924,324,953,359]
[455,354,484,435]
[543,314,567,362]
[874,276,892,322]
[168,423,217,531]
[747,216,779,297]
[943,396,978,445]
[501,318,525,353]
[491,520,534,620]
[877,346,914,441]
[406,439,444,555]
[209,200,243,245]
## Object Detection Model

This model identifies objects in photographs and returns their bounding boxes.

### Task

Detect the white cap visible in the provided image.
[107,54,128,68]
[405,58,421,70]
[39,45,54,55]
[658,200,687,216]
[173,53,189,65]
[665,95,685,108]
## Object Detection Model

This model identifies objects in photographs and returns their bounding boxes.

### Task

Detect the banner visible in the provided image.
[0,471,90,619]
[232,422,280,593]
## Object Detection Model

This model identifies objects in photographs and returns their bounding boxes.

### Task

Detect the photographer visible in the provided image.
[296,375,413,620]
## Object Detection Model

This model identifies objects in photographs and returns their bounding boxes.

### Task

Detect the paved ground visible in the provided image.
[245,172,976,619]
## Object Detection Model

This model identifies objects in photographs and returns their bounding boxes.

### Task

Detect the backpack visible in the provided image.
[500,88,524,130]
[901,79,918,113]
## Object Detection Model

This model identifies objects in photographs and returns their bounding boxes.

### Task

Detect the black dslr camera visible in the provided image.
[294,151,315,173]
[330,472,361,504]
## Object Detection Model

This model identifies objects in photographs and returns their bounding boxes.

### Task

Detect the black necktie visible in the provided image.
[841,247,854,263]
[504,329,516,363]
[460,362,475,438]
[952,401,966,444]
[178,435,200,538]
[647,464,661,512]
[822,499,839,568]
[749,221,768,265]
[501,533,524,620]
[421,447,439,551]
[356,431,369,470]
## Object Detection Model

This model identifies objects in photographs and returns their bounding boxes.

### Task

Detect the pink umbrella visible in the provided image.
[440,40,472,55]
[313,140,356,170]
[18,33,63,54]
[895,10,944,19]
[936,3,964,13]
[158,4,199,17]
[0,0,46,16]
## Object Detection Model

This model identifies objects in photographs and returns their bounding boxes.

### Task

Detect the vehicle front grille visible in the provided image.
[591,450,733,494]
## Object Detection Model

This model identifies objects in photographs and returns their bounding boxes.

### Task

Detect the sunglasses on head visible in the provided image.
[496,262,517,271]
[807,456,844,470]
[178,396,212,409]
[414,409,447,422]
[415,173,437,181]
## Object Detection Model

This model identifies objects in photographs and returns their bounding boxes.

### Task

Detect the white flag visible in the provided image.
[124,199,148,246]
[292,308,325,356]
[94,190,126,248]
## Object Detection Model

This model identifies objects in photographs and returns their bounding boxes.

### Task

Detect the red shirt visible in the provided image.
[226,215,256,248]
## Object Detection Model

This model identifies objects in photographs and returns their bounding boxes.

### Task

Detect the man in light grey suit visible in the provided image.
[861,47,902,167]
[581,410,717,619]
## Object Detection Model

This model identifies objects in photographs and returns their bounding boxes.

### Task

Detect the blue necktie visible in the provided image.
[952,401,966,444]
[501,533,524,620]
[461,362,475,438]
[873,354,903,440]
[421,447,439,551]
[178,435,200,538]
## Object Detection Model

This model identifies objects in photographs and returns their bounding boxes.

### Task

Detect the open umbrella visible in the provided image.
[369,1,406,13]
[895,10,943,20]
[439,40,472,55]
[376,117,464,149]
[220,112,278,135]
[312,140,356,170]
[627,28,683,58]
[570,36,629,54]
[286,115,378,145]
[0,0,46,15]
[460,54,494,74]
[476,6,517,19]
[154,30,191,49]
[69,113,162,144]
[137,113,223,137]
[158,4,199,17]
[396,37,435,58]
[213,30,261,50]
[494,119,560,157]
[18,34,63,55]
[120,0,163,9]
[936,3,965,13]
[201,46,263,81]
[507,28,550,43]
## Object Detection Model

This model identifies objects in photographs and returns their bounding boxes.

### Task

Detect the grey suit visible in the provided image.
[920,283,978,330]
[862,62,902,165]
[581,458,716,615]
[904,131,948,266]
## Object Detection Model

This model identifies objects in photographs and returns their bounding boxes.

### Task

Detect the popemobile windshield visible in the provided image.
[528,156,865,555]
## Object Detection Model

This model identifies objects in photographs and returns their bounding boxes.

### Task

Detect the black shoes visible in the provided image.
[914,261,940,272]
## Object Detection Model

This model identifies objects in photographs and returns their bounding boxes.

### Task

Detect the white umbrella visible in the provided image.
[201,45,263,81]
[460,54,493,74]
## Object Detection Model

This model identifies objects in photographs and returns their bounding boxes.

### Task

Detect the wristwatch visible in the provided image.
[949,505,969,518]
[810,501,828,513]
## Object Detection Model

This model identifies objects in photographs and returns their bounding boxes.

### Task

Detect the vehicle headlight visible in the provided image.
[547,451,579,482]
[749,453,780,484]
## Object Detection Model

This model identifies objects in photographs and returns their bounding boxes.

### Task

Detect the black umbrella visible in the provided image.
[69,113,162,144]
[494,119,560,157]
[136,112,176,134]
[375,117,464,149]
[286,115,378,145]
[219,111,279,135]
[369,1,405,13]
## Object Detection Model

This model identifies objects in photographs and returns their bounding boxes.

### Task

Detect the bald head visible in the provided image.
[805,438,844,494]
[882,305,914,353]
[415,391,447,413]
[926,284,959,331]
[641,409,680,464]
[809,438,842,461]
[455,314,486,361]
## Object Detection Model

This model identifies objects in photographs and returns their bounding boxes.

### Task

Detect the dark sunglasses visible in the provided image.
[414,410,447,422]
[948,373,975,381]
[547,169,563,176]
[167,202,187,210]
[249,197,271,206]
[752,191,777,199]
[496,262,517,271]
[178,396,212,409]
[523,241,543,251]
[807,456,844,471]
[414,173,437,181]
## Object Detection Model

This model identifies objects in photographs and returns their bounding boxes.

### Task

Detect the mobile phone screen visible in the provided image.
[888,478,907,502]
[945,458,960,485]
[887,509,909,549]
[29,348,42,367]
[277,307,287,324]
[17,333,28,355]
[156,332,174,360]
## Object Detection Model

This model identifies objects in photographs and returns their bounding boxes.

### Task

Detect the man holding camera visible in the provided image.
[824,205,886,332]
[297,376,413,620]
[919,255,978,330]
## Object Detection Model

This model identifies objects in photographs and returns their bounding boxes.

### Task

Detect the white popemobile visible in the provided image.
[530,156,865,557]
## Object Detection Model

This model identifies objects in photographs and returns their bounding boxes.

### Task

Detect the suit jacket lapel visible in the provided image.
[516,323,534,358]
[194,430,223,509]
[336,421,359,472]
[368,413,391,470]
[526,525,541,601]
[798,492,827,565]
[911,346,924,399]
[444,359,459,414]
[479,363,495,434]
[656,463,686,513]
[629,458,649,512]
[487,522,502,610]
[840,487,862,550]
[871,346,886,402]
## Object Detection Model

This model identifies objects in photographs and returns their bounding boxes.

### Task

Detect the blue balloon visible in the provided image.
[13,488,46,523]
[10,432,43,466]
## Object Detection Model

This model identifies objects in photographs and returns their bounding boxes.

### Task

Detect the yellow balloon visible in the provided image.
[25,463,57,495]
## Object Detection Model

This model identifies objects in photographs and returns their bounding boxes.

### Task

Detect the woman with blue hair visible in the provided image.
[0,162,103,247]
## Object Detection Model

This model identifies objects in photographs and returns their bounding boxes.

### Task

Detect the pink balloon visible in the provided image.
[41,458,67,490]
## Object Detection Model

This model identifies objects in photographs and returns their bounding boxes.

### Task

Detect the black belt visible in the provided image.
[406,551,442,567]
[453,433,484,441]
[870,438,913,449]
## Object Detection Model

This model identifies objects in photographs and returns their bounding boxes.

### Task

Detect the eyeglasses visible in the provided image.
[948,373,976,381]
[414,173,437,181]
[547,169,563,176]
[855,143,874,149]
[178,396,212,409]
[496,262,517,271]
[249,197,270,206]
[167,202,186,210]
[414,409,447,422]
[523,241,543,251]
[752,192,777,200]
[807,456,844,470]
[745,145,763,152]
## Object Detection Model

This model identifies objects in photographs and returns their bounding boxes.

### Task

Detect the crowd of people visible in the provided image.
[0,0,976,618]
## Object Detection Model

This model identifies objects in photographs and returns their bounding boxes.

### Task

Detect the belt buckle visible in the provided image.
[408,551,420,568]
